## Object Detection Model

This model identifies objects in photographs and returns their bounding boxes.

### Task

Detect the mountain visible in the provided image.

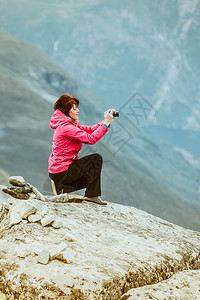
[0,0,199,155]
[0,31,199,231]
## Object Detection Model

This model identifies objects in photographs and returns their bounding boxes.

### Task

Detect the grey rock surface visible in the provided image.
[9,176,26,187]
[0,195,200,299]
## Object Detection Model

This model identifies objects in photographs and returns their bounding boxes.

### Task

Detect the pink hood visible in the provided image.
[48,109,108,173]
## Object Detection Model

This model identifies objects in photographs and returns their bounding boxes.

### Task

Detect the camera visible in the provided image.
[109,109,119,117]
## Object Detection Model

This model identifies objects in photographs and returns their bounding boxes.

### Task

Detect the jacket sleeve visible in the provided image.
[60,123,108,144]
[77,121,104,133]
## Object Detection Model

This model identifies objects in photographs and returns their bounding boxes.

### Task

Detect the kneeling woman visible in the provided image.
[48,94,114,205]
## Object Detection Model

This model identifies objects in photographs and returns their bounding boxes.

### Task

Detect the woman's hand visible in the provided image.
[104,109,115,126]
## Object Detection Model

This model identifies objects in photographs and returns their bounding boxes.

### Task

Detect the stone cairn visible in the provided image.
[0,176,81,265]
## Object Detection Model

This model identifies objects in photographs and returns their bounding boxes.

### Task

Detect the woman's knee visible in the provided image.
[91,153,103,165]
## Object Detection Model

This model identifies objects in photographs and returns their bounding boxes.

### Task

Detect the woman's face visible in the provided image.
[68,104,80,120]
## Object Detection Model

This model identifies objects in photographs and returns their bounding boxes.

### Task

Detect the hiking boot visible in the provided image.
[83,196,107,206]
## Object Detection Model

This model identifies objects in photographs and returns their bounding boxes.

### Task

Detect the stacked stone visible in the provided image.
[1,176,64,230]
[0,175,70,203]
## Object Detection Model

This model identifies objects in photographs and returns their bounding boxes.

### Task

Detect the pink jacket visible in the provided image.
[48,109,108,173]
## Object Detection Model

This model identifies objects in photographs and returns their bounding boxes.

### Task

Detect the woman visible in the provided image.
[48,93,114,205]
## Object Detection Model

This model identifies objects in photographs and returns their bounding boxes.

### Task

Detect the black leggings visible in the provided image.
[49,153,103,197]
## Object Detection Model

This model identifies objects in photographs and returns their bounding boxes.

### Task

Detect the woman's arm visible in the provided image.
[60,123,108,144]
[78,121,104,134]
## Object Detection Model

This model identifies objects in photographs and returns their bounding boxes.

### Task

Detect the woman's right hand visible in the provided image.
[104,109,115,126]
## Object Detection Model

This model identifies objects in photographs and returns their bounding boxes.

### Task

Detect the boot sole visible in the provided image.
[83,198,107,206]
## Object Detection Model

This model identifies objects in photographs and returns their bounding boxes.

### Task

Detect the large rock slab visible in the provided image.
[0,198,200,299]
[120,269,200,300]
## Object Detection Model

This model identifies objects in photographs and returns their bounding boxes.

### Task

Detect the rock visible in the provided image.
[28,213,42,223]
[64,232,76,242]
[9,211,22,226]
[22,220,28,224]
[68,194,84,203]
[120,269,200,300]
[45,193,69,203]
[17,245,32,258]
[50,242,68,260]
[1,185,31,199]
[41,215,55,226]
[9,176,26,187]
[51,218,63,229]
[10,200,37,219]
[0,291,6,300]
[32,247,43,256]
[55,249,74,264]
[6,197,16,205]
[1,199,200,299]
[3,202,11,210]
[27,183,45,201]
[37,249,50,265]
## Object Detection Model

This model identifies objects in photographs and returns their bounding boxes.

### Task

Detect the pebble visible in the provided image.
[64,233,77,242]
[11,201,37,219]
[51,218,63,229]
[9,176,26,187]
[56,249,74,264]
[50,242,67,259]
[17,246,31,258]
[28,213,42,223]
[41,215,55,227]
[9,211,22,226]
[37,249,50,265]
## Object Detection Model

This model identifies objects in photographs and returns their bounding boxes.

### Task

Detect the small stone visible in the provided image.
[9,176,26,187]
[64,233,76,242]
[10,211,22,226]
[37,249,50,265]
[51,219,63,229]
[27,183,45,201]
[41,215,55,227]
[41,208,48,216]
[11,201,37,219]
[32,247,43,256]
[50,242,67,259]
[56,249,74,264]
[3,202,11,210]
[17,246,31,258]
[7,197,16,205]
[28,213,42,223]
[46,193,69,203]
[22,220,28,224]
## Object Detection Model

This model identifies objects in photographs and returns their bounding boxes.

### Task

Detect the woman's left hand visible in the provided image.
[104,109,115,119]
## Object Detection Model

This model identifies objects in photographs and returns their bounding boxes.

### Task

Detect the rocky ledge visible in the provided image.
[0,176,200,299]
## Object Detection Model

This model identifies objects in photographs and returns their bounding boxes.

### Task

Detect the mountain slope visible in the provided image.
[0,0,199,136]
[0,31,199,231]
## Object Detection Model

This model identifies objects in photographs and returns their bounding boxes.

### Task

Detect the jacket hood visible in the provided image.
[50,109,79,129]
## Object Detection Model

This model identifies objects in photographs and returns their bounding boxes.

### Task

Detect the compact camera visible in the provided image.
[109,109,119,117]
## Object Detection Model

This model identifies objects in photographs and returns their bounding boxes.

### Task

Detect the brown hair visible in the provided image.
[53,94,79,116]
